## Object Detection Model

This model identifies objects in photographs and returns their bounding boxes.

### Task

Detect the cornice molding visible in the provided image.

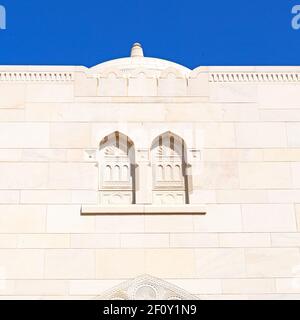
[1,69,300,83]
[209,72,300,83]
[0,71,74,82]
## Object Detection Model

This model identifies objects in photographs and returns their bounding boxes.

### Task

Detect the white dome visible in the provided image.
[89,43,191,77]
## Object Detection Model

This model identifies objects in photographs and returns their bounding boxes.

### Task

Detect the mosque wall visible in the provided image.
[0,60,300,299]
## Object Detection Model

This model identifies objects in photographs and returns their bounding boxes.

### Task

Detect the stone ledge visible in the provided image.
[81,205,207,215]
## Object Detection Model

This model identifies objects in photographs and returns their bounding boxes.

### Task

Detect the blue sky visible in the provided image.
[0,0,299,68]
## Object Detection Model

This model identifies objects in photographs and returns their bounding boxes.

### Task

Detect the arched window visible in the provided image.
[99,132,136,204]
[157,165,164,181]
[122,165,129,181]
[151,132,189,204]
[174,165,181,181]
[113,165,121,181]
[165,165,173,181]
[105,165,112,181]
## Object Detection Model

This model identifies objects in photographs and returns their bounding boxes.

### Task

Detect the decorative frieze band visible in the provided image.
[0,72,74,82]
[1,69,300,83]
[209,72,300,83]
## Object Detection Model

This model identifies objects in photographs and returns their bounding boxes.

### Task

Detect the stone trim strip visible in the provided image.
[81,205,207,215]
[0,72,74,82]
[209,73,300,83]
[1,70,300,83]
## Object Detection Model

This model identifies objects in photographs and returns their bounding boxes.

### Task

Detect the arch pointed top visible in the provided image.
[150,130,191,149]
[99,131,134,147]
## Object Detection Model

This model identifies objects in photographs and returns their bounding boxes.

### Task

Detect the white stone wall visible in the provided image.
[0,64,300,299]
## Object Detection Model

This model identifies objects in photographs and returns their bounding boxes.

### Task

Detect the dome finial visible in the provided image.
[131,42,144,58]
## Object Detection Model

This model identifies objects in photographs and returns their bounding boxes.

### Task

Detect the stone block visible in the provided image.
[236,123,286,148]
[239,163,292,189]
[0,123,49,148]
[48,163,97,189]
[222,279,275,294]
[47,205,95,233]
[0,249,44,279]
[145,249,195,278]
[219,233,271,247]
[71,234,119,249]
[50,123,91,148]
[170,233,219,248]
[194,205,242,233]
[120,234,169,248]
[195,249,246,278]
[45,249,95,279]
[242,204,297,232]
[17,234,70,249]
[96,249,145,278]
[0,205,46,233]
[245,248,300,277]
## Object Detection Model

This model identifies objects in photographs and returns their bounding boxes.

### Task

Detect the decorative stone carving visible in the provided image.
[209,72,300,82]
[136,149,149,162]
[188,149,201,161]
[99,132,136,204]
[96,275,198,300]
[95,130,195,206]
[0,72,74,82]
[130,68,157,79]
[84,149,97,161]
[151,132,189,204]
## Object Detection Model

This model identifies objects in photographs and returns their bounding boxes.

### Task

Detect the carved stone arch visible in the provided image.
[130,67,157,79]
[160,67,185,79]
[97,67,124,79]
[151,130,188,157]
[148,128,193,151]
[99,131,136,204]
[151,131,189,204]
[96,275,198,300]
[99,131,135,151]
[94,67,127,96]
[95,127,143,149]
